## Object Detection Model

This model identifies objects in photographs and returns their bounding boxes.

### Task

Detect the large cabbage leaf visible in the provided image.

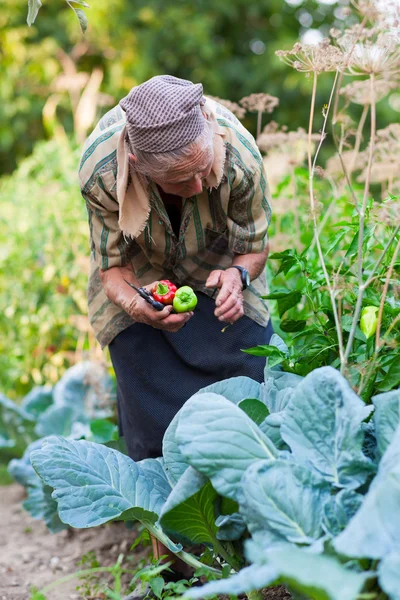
[0,393,36,450]
[21,386,53,418]
[8,439,66,533]
[197,376,261,403]
[239,458,329,545]
[322,490,364,537]
[334,424,400,558]
[162,412,188,486]
[185,545,368,600]
[281,367,374,488]
[176,393,277,501]
[31,437,171,528]
[372,389,400,459]
[378,553,400,600]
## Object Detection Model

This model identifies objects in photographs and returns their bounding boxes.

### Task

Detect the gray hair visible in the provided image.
[131,118,214,180]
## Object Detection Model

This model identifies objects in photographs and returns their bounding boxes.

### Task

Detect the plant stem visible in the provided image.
[307,70,345,363]
[375,236,400,350]
[212,538,242,572]
[257,110,262,139]
[342,74,376,371]
[364,224,400,288]
[290,164,301,241]
[146,525,222,576]
[349,103,369,175]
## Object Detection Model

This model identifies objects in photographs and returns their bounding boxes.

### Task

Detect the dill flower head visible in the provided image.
[340,79,398,105]
[206,96,246,120]
[257,121,320,155]
[350,0,381,22]
[276,39,345,74]
[239,93,279,114]
[357,124,400,189]
[325,151,360,179]
[340,32,400,77]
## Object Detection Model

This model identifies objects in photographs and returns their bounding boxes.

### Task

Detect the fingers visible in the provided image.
[217,302,244,324]
[155,311,194,332]
[215,273,242,311]
[205,270,223,289]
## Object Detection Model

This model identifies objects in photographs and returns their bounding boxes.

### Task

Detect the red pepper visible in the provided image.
[152,280,178,305]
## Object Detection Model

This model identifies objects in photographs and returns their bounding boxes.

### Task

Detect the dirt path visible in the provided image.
[0,485,291,600]
[0,484,145,600]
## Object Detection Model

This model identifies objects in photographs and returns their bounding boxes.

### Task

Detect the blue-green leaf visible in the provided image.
[334,424,400,558]
[240,459,329,545]
[186,546,367,600]
[373,389,400,458]
[322,490,364,537]
[21,386,53,418]
[24,483,67,533]
[281,367,374,488]
[53,361,114,419]
[162,412,188,486]
[35,405,82,438]
[176,393,277,501]
[8,439,66,533]
[378,553,400,600]
[0,393,36,450]
[31,437,171,528]
[263,546,367,600]
[215,513,246,541]
[184,563,277,598]
[197,377,261,404]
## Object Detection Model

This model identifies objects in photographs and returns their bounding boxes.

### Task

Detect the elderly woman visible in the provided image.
[79,74,272,464]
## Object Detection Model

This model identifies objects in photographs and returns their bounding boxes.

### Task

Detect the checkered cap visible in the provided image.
[119,75,206,153]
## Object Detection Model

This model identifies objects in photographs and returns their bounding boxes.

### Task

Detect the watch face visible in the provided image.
[244,270,251,288]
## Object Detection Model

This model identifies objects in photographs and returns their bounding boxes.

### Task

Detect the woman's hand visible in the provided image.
[205,269,244,323]
[128,292,193,332]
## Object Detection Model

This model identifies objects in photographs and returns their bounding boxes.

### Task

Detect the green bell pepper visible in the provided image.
[173,286,198,313]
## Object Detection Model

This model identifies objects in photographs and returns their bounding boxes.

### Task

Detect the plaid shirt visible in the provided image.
[79,98,272,348]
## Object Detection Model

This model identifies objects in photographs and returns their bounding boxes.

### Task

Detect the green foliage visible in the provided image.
[4,0,388,176]
[27,360,400,598]
[0,139,92,398]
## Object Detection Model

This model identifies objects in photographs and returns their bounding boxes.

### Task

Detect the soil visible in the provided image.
[0,484,291,600]
[0,484,147,600]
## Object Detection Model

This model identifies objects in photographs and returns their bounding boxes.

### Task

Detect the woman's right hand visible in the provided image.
[127,285,193,332]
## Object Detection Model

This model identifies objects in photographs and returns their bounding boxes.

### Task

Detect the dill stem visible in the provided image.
[307,70,344,363]
[349,103,369,174]
[342,73,376,370]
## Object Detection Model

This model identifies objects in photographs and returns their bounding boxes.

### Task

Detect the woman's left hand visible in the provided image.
[205,269,244,323]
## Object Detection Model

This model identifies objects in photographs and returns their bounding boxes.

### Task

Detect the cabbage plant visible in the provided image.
[29,348,400,600]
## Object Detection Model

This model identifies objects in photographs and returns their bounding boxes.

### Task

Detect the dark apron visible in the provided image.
[109,292,273,461]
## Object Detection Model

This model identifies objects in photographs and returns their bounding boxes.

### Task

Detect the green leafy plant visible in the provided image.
[26,0,89,33]
[7,361,118,531]
[27,340,400,599]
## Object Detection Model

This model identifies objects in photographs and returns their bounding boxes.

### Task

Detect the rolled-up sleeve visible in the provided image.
[81,178,128,271]
[227,159,272,255]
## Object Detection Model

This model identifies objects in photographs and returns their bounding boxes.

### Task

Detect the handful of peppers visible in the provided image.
[152,280,198,313]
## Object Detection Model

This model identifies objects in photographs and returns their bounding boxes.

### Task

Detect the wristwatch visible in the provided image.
[227,265,251,290]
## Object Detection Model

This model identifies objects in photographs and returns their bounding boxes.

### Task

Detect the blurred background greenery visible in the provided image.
[2,0,399,175]
[1,0,399,398]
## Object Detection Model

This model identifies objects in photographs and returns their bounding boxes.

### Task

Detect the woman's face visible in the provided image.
[153,153,214,198]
